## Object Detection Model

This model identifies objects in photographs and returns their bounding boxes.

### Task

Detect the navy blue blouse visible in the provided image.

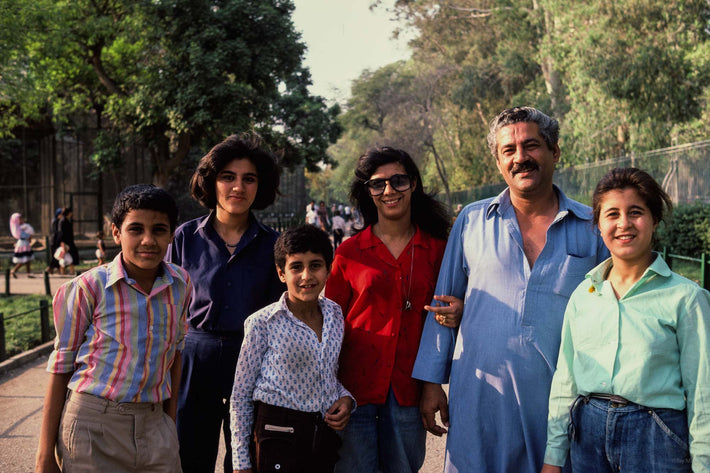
[167,212,285,335]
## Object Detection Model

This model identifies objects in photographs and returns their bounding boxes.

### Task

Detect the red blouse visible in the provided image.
[325,226,446,407]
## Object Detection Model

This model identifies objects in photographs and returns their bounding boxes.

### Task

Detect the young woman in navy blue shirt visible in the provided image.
[167,133,285,473]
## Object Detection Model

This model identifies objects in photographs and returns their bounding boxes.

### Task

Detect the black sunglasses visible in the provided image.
[364,174,413,196]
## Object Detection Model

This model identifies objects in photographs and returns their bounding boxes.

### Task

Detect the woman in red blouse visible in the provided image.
[325,146,451,473]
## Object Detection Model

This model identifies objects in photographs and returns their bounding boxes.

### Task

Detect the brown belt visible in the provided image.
[589,392,630,406]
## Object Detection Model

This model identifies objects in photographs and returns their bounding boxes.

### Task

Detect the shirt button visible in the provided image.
[224,305,230,310]
[226,282,232,287]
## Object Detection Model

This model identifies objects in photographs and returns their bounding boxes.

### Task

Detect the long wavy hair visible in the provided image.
[350,146,451,240]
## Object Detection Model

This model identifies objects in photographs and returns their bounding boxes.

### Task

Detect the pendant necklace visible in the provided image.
[403,244,414,311]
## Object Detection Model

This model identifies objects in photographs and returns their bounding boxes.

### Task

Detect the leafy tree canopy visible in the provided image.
[0,0,341,186]
[325,0,710,203]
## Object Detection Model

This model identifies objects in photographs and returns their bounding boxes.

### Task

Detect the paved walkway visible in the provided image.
[0,271,447,473]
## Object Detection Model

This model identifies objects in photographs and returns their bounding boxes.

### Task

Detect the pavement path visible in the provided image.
[0,271,447,473]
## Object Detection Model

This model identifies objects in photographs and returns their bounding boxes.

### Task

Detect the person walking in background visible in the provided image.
[47,208,62,274]
[9,212,34,277]
[413,107,609,473]
[317,200,330,231]
[57,208,79,274]
[331,210,346,249]
[95,231,106,266]
[167,133,285,473]
[542,168,710,473]
[306,200,318,225]
[230,225,354,473]
[325,146,451,473]
[35,184,191,473]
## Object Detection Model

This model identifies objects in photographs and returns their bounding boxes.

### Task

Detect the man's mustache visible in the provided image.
[511,161,539,175]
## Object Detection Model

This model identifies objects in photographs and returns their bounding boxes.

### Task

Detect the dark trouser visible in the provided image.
[252,402,342,473]
[333,230,344,249]
[177,331,242,473]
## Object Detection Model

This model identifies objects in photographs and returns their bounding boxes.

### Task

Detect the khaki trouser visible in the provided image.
[57,390,181,473]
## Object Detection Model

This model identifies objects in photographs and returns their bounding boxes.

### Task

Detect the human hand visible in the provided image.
[425,295,463,328]
[420,382,449,436]
[34,454,61,473]
[325,396,354,430]
[540,464,562,473]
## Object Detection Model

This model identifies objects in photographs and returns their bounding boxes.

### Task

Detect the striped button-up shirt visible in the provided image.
[47,253,191,403]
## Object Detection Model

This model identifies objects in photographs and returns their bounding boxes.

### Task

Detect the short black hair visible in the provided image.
[274,224,333,271]
[111,184,179,232]
[190,132,281,210]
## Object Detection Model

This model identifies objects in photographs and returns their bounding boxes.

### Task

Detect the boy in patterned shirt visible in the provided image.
[230,224,355,473]
[35,184,191,473]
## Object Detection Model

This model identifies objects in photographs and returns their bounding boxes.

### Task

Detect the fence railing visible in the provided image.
[0,299,52,361]
[662,248,710,291]
[4,267,52,296]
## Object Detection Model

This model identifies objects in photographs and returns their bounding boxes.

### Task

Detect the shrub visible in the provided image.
[657,203,710,258]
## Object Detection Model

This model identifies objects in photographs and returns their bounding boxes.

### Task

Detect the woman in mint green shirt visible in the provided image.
[542,167,710,473]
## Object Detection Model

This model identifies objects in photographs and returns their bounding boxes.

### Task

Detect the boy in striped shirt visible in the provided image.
[35,184,192,473]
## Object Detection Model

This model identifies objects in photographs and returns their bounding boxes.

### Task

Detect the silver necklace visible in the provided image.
[403,244,414,311]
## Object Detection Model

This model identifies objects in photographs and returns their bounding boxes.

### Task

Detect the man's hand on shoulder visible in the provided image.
[420,382,449,436]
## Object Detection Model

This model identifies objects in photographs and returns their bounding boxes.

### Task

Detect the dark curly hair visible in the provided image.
[190,132,281,210]
[350,146,451,240]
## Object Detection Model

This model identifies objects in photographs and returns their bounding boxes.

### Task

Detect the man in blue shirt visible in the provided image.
[412,107,608,473]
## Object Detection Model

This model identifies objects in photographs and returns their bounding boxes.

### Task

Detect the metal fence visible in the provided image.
[0,299,52,361]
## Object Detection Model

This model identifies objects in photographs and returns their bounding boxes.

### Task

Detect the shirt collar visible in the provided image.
[266,291,329,321]
[105,252,174,290]
[358,224,431,250]
[194,211,268,235]
[586,253,670,294]
[485,185,592,222]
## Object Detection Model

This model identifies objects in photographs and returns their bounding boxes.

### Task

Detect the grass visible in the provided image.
[668,258,702,285]
[0,294,54,359]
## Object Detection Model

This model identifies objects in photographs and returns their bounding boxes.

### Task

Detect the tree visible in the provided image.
[0,0,341,187]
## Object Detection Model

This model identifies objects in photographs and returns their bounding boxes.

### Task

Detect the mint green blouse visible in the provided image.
[545,254,710,471]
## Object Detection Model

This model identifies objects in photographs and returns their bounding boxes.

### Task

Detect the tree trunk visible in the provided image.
[151,133,191,188]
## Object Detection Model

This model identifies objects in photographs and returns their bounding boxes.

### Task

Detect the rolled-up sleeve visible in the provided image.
[47,281,95,374]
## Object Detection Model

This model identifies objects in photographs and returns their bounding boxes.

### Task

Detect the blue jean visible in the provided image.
[570,397,691,473]
[334,388,425,473]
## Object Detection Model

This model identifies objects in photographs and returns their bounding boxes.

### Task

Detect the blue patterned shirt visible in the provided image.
[229,293,353,470]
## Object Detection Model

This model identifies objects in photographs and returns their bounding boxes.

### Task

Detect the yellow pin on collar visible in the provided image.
[588,285,595,293]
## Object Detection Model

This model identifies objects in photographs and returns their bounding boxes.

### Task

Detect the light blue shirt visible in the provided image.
[229,293,353,470]
[545,255,710,471]
[412,187,608,473]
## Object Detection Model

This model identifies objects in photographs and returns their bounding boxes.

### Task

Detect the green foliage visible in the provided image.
[330,0,710,195]
[0,295,54,357]
[0,0,341,187]
[657,203,710,258]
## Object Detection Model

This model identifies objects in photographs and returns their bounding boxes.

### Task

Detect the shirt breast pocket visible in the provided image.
[156,303,180,346]
[552,254,596,299]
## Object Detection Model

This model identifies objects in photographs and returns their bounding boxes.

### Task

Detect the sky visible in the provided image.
[291,0,414,104]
